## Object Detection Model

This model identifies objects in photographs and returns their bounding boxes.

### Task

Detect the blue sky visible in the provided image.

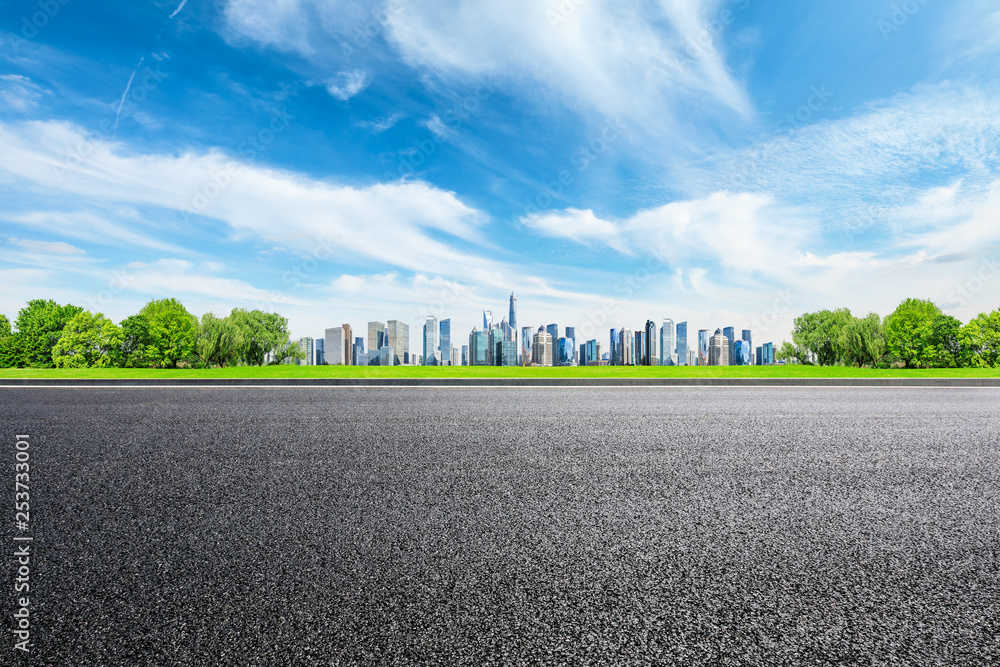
[1,0,999,346]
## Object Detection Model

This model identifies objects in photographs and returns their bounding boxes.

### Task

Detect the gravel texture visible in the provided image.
[2,387,999,666]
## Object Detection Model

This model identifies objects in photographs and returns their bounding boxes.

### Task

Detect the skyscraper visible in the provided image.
[742,329,753,365]
[676,321,688,366]
[520,325,533,365]
[508,293,517,349]
[386,320,408,366]
[461,345,469,366]
[635,330,646,365]
[565,326,577,364]
[609,328,618,366]
[483,309,493,331]
[723,326,736,366]
[423,316,438,366]
[354,336,365,366]
[325,324,353,365]
[644,320,657,366]
[439,318,451,366]
[619,328,634,366]
[297,337,314,366]
[367,321,385,353]
[546,324,558,348]
[469,328,488,365]
[709,328,729,366]
[532,327,553,366]
[698,329,710,366]
[660,319,675,366]
[315,338,325,365]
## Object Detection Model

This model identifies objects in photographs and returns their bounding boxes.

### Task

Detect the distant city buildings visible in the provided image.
[311,302,760,371]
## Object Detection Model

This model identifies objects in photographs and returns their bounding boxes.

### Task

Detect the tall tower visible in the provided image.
[423,316,438,366]
[508,293,517,342]
[676,321,688,366]
[483,309,493,331]
[660,319,675,366]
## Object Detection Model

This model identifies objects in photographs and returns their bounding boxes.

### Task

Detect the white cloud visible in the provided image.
[0,75,44,112]
[357,113,404,133]
[6,237,85,255]
[324,69,367,101]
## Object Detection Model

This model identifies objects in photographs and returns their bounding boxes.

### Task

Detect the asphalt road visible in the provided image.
[2,387,999,665]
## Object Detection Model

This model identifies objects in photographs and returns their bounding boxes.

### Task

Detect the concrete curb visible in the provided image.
[2,378,999,387]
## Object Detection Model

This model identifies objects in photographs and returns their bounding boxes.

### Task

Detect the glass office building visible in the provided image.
[698,329,710,366]
[676,321,688,366]
[439,318,451,366]
[723,326,736,366]
[660,319,674,366]
[423,316,438,366]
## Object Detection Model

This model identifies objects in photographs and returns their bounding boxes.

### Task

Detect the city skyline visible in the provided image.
[1,2,998,349]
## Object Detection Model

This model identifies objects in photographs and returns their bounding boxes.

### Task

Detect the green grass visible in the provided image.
[1,365,998,379]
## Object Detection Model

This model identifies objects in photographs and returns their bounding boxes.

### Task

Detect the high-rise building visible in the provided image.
[698,329,710,366]
[742,329,753,365]
[723,326,736,367]
[498,340,518,366]
[378,345,392,367]
[564,326,577,364]
[557,336,575,366]
[546,324,559,351]
[483,309,493,331]
[644,320,657,366]
[461,345,469,366]
[353,336,365,366]
[469,328,488,365]
[315,338,325,365]
[532,328,553,366]
[423,316,438,366]
[619,328,634,366]
[386,320,408,365]
[734,339,753,366]
[764,341,775,365]
[367,321,385,353]
[488,325,503,365]
[709,328,729,366]
[508,293,518,347]
[324,324,353,365]
[297,337,314,366]
[439,318,451,366]
[755,346,763,366]
[521,326,533,365]
[660,319,675,366]
[688,349,696,366]
[609,328,618,365]
[676,321,688,366]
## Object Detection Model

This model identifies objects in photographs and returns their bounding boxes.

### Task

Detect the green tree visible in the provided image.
[0,314,18,369]
[117,314,153,368]
[930,314,964,368]
[139,298,198,368]
[195,313,243,368]
[0,314,10,338]
[229,309,302,365]
[959,309,1000,368]
[837,313,887,368]
[883,298,948,368]
[776,341,806,364]
[52,311,123,368]
[13,299,84,367]
[791,308,853,366]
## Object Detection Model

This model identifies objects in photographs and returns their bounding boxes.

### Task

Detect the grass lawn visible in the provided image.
[1,365,998,379]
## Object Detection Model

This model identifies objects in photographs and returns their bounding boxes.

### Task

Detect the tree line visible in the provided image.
[779,298,1000,368]
[0,299,303,369]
